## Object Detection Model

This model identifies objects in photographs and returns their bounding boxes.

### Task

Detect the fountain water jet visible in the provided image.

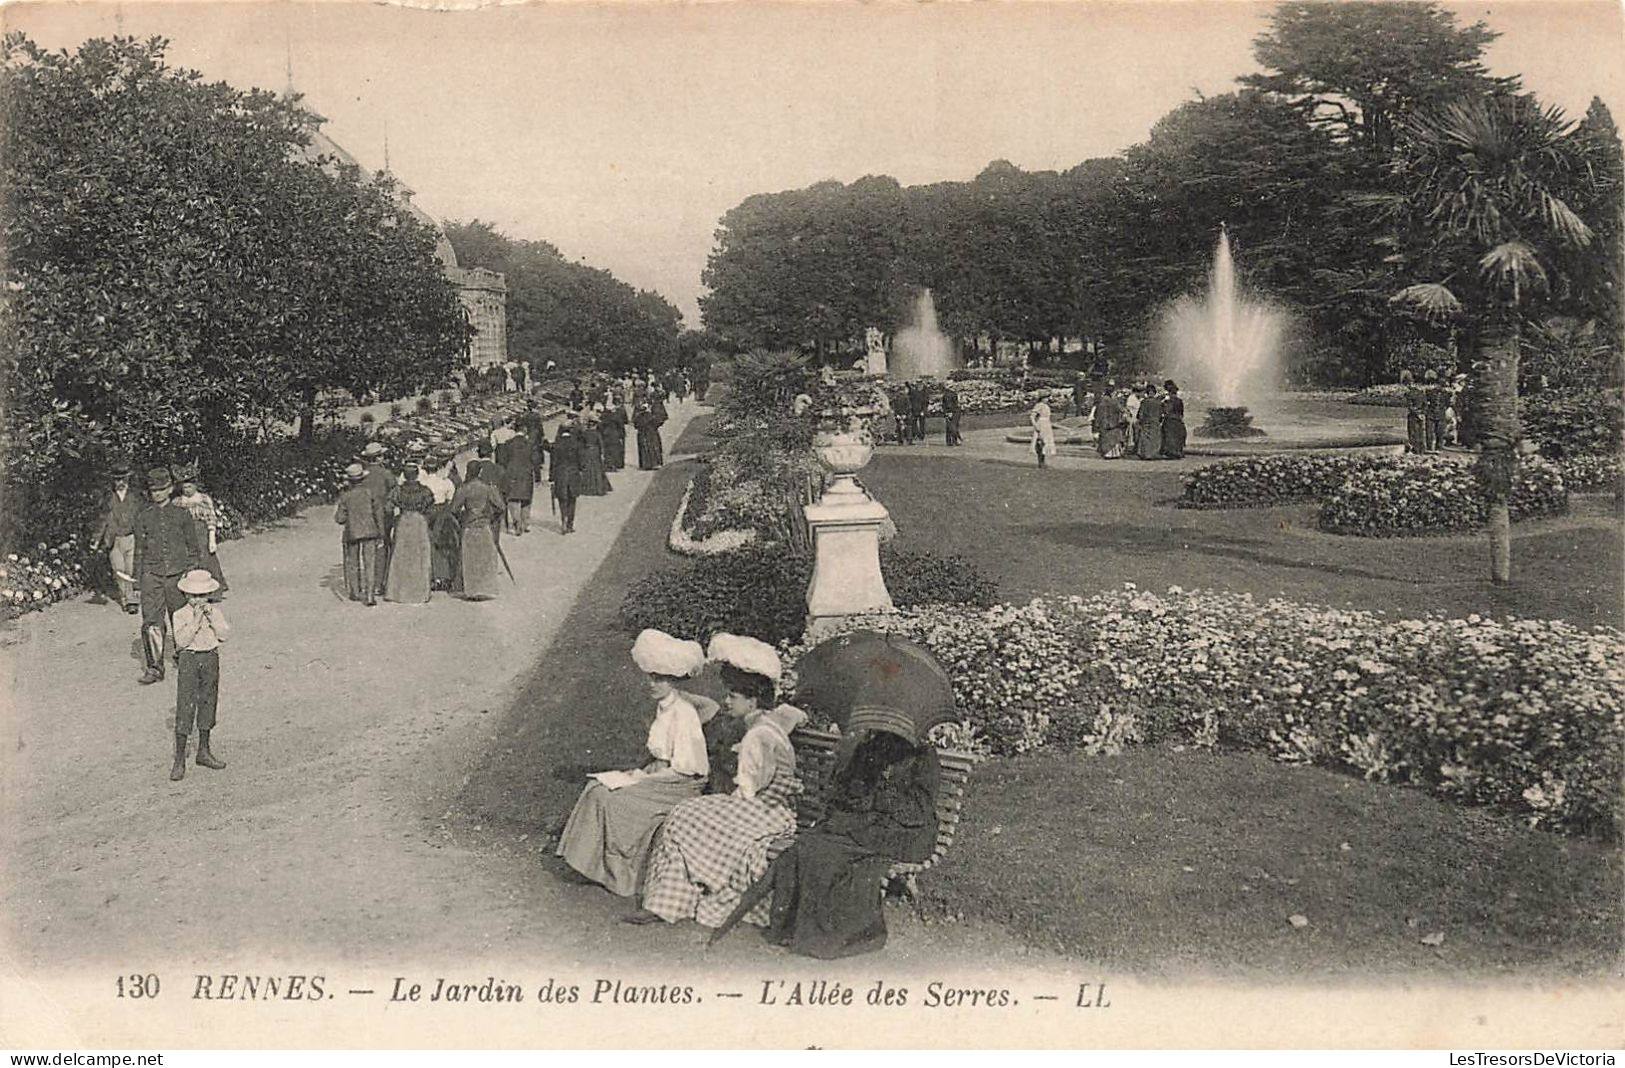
[1158,226,1286,407]
[888,289,959,379]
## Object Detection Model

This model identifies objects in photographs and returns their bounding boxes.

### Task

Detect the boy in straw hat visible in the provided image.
[334,462,386,606]
[556,628,710,896]
[169,569,230,780]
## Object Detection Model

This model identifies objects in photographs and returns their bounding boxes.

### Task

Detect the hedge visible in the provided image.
[1317,456,1569,536]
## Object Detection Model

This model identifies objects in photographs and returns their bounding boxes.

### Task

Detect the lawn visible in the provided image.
[457,409,1622,975]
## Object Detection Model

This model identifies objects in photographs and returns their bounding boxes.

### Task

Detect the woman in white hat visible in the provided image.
[629,633,806,928]
[556,629,710,896]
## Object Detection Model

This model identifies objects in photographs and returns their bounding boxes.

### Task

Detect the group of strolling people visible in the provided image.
[1080,378,1188,461]
[1400,368,1465,454]
[556,628,941,959]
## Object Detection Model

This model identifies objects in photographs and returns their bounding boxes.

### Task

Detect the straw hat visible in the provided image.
[344,463,366,481]
[177,569,220,595]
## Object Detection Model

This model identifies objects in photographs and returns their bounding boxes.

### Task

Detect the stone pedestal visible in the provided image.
[804,481,894,639]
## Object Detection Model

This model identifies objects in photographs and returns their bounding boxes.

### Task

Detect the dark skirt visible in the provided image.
[1162,417,1187,458]
[201,550,229,594]
[430,507,460,592]
[637,429,662,470]
[580,443,612,496]
[603,428,626,472]
[1136,420,1163,459]
[766,833,895,959]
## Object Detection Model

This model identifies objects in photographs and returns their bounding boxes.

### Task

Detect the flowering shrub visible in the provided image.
[620,545,999,647]
[1347,384,1412,408]
[1318,455,1568,535]
[1558,454,1623,496]
[782,588,1623,838]
[933,381,1073,415]
[0,540,91,620]
[1522,389,1623,457]
[1181,454,1387,508]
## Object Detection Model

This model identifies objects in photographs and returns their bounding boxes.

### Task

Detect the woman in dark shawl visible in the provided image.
[1135,384,1164,460]
[634,402,663,470]
[601,403,628,472]
[764,729,940,959]
[1161,380,1187,459]
[578,410,613,496]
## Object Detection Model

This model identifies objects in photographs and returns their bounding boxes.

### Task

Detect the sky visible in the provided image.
[8,0,1624,325]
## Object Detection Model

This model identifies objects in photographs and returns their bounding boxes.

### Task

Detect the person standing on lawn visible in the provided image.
[1400,370,1427,454]
[169,569,229,781]
[335,463,386,606]
[557,629,709,897]
[1094,386,1126,459]
[549,414,586,535]
[94,463,143,614]
[1135,384,1164,460]
[1124,384,1143,454]
[1030,398,1057,468]
[132,467,203,684]
[941,383,962,446]
[1161,380,1187,459]
[631,634,807,928]
[1423,369,1449,453]
[172,462,228,600]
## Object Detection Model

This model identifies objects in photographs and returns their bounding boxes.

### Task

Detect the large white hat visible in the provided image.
[177,569,221,595]
[631,629,705,678]
[706,632,782,681]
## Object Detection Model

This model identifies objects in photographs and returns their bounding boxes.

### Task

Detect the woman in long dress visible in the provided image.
[557,629,709,896]
[578,410,613,496]
[450,460,502,600]
[384,463,433,604]
[1161,380,1188,459]
[1093,392,1126,458]
[634,402,663,470]
[174,466,229,599]
[1029,400,1057,468]
[428,453,461,592]
[1136,386,1164,460]
[764,728,939,959]
[632,635,807,928]
[603,403,629,472]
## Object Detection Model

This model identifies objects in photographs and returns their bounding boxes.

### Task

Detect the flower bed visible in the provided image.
[1346,384,1411,408]
[1523,389,1623,457]
[1558,454,1623,496]
[668,473,758,556]
[1180,454,1388,509]
[1318,455,1567,536]
[779,588,1624,838]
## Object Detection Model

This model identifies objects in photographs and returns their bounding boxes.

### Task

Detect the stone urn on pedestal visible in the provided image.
[804,408,894,637]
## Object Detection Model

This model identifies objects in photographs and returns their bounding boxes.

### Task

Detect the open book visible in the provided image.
[589,769,648,791]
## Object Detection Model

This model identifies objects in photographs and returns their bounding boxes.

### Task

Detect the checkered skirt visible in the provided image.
[642,793,797,928]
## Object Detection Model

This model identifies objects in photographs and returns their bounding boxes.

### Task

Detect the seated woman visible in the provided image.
[631,634,806,928]
[556,629,709,896]
[763,723,939,959]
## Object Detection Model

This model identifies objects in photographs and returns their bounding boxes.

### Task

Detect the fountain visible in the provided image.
[1159,225,1286,414]
[887,289,960,379]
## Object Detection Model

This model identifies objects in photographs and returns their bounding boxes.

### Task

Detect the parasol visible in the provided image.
[791,630,956,744]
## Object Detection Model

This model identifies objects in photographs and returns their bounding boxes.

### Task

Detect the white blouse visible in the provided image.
[646,692,709,778]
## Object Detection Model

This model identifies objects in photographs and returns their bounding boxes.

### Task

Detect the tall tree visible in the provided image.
[1391,94,1600,585]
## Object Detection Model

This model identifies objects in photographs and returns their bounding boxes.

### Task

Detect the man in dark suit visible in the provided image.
[909,382,928,442]
[548,413,585,534]
[359,441,396,592]
[132,467,203,683]
[942,384,962,446]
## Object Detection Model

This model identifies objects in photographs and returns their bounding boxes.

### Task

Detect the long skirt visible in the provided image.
[1097,426,1125,459]
[459,522,500,600]
[637,430,661,470]
[603,430,626,472]
[201,549,229,594]
[557,775,702,896]
[1136,421,1163,459]
[580,445,612,496]
[430,510,460,592]
[384,511,432,604]
[765,832,895,959]
[1162,417,1187,458]
[1406,412,1426,453]
[642,794,797,927]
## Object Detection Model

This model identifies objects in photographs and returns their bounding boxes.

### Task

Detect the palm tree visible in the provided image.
[1391,94,1598,585]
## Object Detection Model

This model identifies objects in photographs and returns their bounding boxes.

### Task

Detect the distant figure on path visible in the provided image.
[1030,399,1057,468]
[1093,390,1126,459]
[1161,381,1187,459]
[360,442,395,594]
[385,462,433,604]
[451,460,503,600]
[601,401,628,472]
[941,383,962,446]
[1136,385,1164,460]
[94,463,142,614]
[549,415,586,535]
[133,467,203,684]
[498,425,536,534]
[578,409,613,496]
[557,629,709,896]
[335,463,386,606]
[1401,370,1426,454]
[634,402,663,470]
[169,569,230,781]
[1124,385,1143,454]
[1423,369,1448,453]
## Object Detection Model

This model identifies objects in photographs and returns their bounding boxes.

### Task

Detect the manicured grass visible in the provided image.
[928,748,1622,976]
[861,453,1623,627]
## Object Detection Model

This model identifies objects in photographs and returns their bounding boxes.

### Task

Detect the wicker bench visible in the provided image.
[781,725,977,899]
